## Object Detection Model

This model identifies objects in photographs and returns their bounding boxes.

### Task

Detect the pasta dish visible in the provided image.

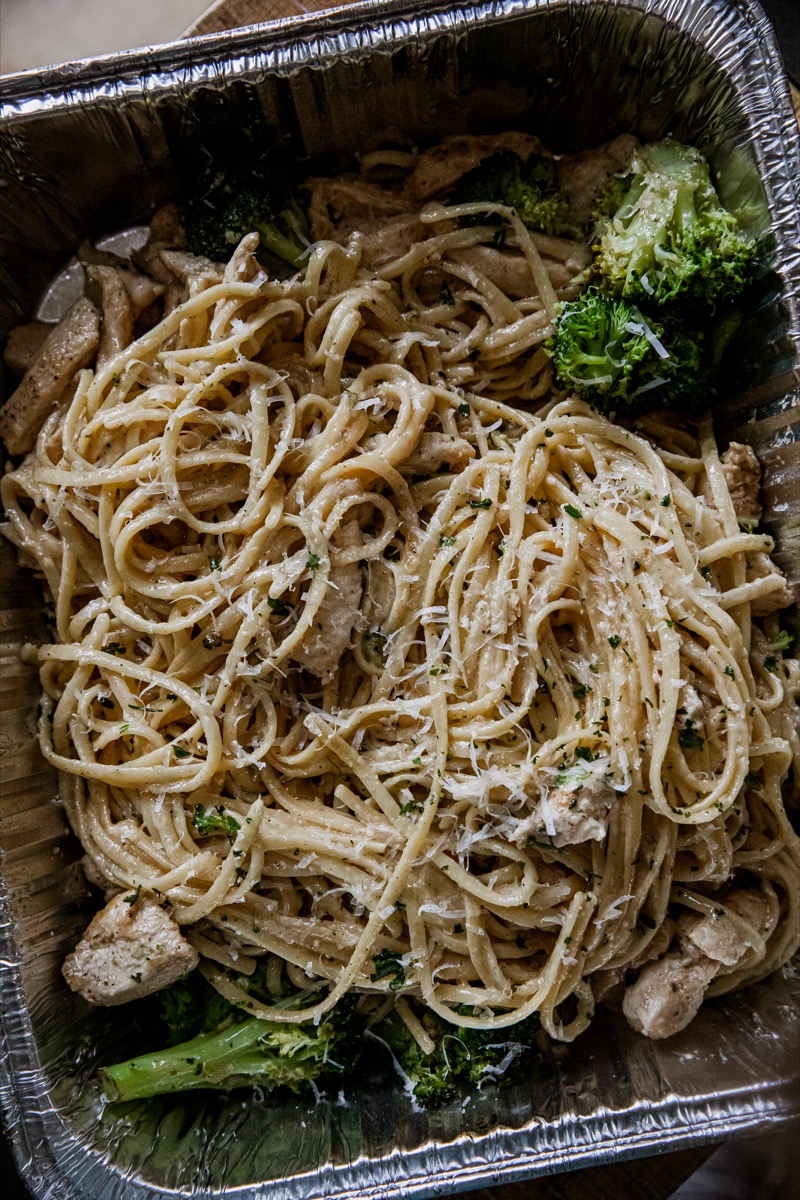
[1,133,798,1068]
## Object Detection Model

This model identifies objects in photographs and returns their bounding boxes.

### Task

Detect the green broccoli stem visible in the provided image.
[99,1016,325,1102]
[256,223,308,269]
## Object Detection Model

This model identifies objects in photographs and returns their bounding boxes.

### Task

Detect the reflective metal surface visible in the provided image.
[0,2,798,1197]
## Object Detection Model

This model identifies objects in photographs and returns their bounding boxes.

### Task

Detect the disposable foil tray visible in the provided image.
[1,2,799,1197]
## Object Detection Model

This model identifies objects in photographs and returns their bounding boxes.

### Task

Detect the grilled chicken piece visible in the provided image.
[622,888,769,1038]
[402,432,475,475]
[514,773,616,849]
[293,561,363,680]
[513,774,616,849]
[78,241,165,336]
[220,232,262,285]
[719,442,762,521]
[545,777,615,847]
[362,558,396,629]
[746,551,793,616]
[132,204,198,311]
[454,245,538,298]
[359,214,427,269]
[622,936,719,1039]
[701,441,762,520]
[700,441,792,611]
[405,132,547,201]
[85,264,134,368]
[118,269,164,314]
[0,297,100,456]
[148,203,187,248]
[62,893,198,1006]
[293,522,364,681]
[305,177,424,269]
[681,889,771,966]
[559,134,641,227]
[162,248,224,290]
[591,917,676,1005]
[306,177,412,241]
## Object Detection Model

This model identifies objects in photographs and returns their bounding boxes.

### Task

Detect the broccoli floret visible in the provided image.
[591,138,756,311]
[157,972,236,1045]
[184,160,309,270]
[544,288,706,415]
[450,151,572,237]
[99,988,354,1103]
[375,1005,540,1107]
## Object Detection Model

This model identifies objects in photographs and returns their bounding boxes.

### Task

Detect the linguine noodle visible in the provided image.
[2,196,798,1040]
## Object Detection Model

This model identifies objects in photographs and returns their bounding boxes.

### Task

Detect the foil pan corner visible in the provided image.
[1,2,799,1198]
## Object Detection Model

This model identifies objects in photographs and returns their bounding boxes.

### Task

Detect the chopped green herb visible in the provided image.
[469,497,492,510]
[564,504,582,520]
[362,629,388,665]
[763,656,778,673]
[103,642,127,656]
[193,803,240,840]
[370,949,406,991]
[457,403,471,417]
[678,721,705,750]
[660,495,671,507]
[572,684,591,700]
[608,635,621,648]
[267,597,290,617]
[439,534,457,547]
[306,553,321,570]
[209,557,222,571]
[724,665,735,679]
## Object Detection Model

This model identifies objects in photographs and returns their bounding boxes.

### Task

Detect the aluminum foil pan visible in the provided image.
[1,2,799,1198]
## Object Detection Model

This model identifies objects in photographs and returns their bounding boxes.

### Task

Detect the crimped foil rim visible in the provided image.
[1,4,799,1200]
[1,0,798,379]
